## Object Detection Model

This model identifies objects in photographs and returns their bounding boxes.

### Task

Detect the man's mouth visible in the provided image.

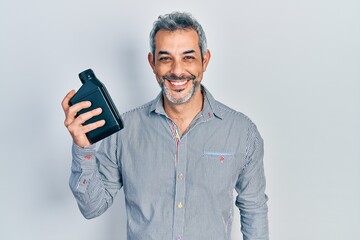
[162,74,195,81]
[162,75,195,89]
[169,80,189,87]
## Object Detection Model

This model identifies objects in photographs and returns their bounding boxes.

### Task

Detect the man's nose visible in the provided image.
[170,59,185,76]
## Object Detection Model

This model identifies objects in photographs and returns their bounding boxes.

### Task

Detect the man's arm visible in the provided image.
[62,90,122,219]
[235,123,269,240]
[69,135,122,219]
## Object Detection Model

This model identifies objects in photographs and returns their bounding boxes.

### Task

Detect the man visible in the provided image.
[62,12,269,240]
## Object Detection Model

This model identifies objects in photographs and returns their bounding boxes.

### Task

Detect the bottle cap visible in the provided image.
[79,69,96,84]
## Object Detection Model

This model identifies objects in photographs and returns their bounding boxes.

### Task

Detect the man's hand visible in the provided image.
[61,90,106,148]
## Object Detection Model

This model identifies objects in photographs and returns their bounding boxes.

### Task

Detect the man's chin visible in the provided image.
[160,79,201,105]
[174,88,186,93]
[163,89,193,105]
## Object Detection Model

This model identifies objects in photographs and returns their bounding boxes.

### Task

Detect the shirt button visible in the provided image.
[178,202,183,209]
[176,235,182,240]
[178,173,184,180]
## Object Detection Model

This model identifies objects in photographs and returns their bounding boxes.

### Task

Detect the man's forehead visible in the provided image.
[154,29,200,53]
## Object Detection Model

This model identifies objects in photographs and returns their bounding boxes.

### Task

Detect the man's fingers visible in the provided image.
[64,101,92,127]
[66,108,104,144]
[68,119,105,140]
[82,120,106,134]
[61,90,76,112]
[67,101,92,118]
[61,90,105,148]
[74,108,103,125]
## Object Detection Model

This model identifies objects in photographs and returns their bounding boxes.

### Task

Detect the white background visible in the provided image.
[1,0,359,239]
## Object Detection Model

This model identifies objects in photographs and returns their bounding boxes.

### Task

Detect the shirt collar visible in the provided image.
[149,92,166,116]
[149,85,223,120]
[202,85,223,120]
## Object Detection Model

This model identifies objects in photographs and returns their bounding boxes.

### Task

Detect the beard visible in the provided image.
[159,74,201,105]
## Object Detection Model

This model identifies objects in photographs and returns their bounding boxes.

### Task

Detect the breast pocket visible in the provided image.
[198,151,236,192]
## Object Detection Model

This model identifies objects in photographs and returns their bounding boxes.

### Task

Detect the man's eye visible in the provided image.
[159,57,171,61]
[184,56,195,60]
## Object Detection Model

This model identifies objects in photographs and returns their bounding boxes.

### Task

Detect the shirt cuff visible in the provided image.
[72,142,97,168]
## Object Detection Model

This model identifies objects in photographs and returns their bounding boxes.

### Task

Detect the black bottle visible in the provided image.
[69,69,124,144]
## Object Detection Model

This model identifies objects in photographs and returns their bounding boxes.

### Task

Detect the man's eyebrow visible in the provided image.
[157,50,196,55]
[158,50,170,55]
[183,50,196,54]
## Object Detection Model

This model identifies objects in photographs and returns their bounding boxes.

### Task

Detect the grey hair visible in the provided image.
[149,12,207,61]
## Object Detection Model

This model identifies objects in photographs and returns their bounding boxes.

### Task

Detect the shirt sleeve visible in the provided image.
[69,133,123,219]
[235,123,269,240]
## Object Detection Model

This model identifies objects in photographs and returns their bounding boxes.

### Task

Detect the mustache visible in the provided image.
[162,74,196,81]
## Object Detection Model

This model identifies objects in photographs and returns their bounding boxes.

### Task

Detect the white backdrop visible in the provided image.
[1,0,359,239]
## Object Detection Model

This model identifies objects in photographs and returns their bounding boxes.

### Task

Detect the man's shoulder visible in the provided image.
[213,100,263,142]
[121,99,155,119]
[203,86,257,128]
[214,99,257,127]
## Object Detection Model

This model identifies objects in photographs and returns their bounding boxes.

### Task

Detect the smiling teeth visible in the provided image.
[171,80,187,86]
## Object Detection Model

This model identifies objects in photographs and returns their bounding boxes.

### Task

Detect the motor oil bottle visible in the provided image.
[69,69,124,144]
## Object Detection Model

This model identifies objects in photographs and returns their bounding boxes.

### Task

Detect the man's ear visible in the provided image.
[148,52,156,73]
[202,49,211,72]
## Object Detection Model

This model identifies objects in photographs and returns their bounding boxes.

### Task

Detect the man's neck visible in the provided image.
[163,89,204,135]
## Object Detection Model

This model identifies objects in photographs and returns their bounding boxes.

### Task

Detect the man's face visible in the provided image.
[148,29,210,105]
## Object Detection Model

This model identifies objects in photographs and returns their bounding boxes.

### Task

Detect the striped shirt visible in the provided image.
[69,86,269,240]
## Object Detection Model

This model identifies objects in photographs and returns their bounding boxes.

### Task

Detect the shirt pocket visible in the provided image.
[199,151,236,191]
[203,151,235,159]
